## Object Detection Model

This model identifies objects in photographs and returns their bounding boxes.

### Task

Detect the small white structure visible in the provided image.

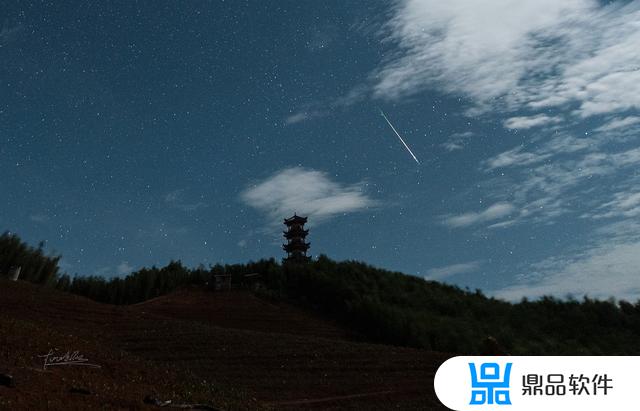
[9,266,21,281]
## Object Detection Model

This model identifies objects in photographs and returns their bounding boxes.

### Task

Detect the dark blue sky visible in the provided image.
[2,1,640,300]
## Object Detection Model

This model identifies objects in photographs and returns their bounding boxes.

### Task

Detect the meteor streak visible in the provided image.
[379,109,420,165]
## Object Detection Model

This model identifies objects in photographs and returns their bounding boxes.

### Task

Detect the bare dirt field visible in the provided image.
[0,280,451,410]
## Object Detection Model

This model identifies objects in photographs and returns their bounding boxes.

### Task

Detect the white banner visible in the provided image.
[435,356,635,410]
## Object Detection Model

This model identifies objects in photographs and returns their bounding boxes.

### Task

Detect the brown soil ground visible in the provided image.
[134,288,354,340]
[0,280,451,410]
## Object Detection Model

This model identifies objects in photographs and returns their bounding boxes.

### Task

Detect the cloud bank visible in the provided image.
[376,0,640,119]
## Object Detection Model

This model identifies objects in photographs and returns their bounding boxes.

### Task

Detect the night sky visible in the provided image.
[2,1,640,301]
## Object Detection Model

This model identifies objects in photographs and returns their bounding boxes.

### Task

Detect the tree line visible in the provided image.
[3,231,640,355]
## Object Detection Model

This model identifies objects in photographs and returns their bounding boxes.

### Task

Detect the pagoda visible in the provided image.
[283,214,311,263]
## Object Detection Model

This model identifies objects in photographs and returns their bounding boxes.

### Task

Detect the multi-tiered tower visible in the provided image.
[283,214,310,263]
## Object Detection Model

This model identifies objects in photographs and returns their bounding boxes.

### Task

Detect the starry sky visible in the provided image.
[2,0,640,301]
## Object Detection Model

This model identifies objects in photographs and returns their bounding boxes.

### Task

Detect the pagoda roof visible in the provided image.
[284,229,309,238]
[284,214,308,224]
[283,242,310,251]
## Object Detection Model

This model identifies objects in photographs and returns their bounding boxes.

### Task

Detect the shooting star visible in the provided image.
[379,109,420,165]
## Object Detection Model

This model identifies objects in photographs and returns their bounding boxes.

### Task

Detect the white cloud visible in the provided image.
[444,202,515,228]
[589,190,640,220]
[332,84,369,108]
[376,0,640,119]
[442,131,474,152]
[595,116,640,133]
[376,0,591,102]
[442,141,464,152]
[284,110,324,125]
[495,222,640,301]
[484,133,593,170]
[482,141,640,226]
[241,167,375,224]
[425,260,483,281]
[285,112,310,125]
[487,219,518,230]
[116,261,134,275]
[94,261,135,277]
[484,146,551,170]
[503,115,562,130]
